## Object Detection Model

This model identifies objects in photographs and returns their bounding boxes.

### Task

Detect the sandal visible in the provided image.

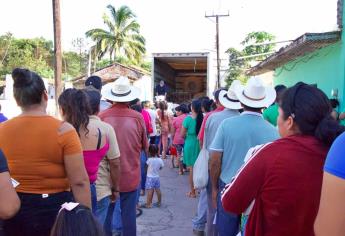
[186,191,197,198]
[178,171,184,175]
[153,202,161,207]
[140,203,152,208]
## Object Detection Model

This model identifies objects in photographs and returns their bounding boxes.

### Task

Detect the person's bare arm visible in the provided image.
[180,126,187,139]
[64,153,91,208]
[60,122,91,208]
[0,171,20,219]
[171,123,176,139]
[210,151,222,208]
[109,158,120,199]
[339,112,345,120]
[314,172,345,236]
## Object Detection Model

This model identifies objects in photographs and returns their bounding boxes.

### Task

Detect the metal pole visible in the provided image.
[52,0,62,116]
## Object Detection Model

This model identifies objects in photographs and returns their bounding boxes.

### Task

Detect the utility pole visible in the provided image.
[52,0,62,116]
[205,12,229,88]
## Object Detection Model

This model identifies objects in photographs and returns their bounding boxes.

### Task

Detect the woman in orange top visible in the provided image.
[0,68,91,236]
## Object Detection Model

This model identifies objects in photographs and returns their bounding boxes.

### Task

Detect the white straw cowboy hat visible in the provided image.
[219,80,243,110]
[101,76,141,102]
[235,77,276,108]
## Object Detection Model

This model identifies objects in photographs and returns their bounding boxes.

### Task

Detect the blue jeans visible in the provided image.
[105,199,122,235]
[140,151,147,191]
[206,176,218,236]
[120,190,138,236]
[96,196,112,235]
[192,188,208,231]
[216,180,240,236]
[90,183,97,215]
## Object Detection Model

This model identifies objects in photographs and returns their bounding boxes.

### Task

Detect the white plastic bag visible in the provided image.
[193,148,209,189]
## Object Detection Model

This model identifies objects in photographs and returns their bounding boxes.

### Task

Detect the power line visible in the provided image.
[205,11,229,89]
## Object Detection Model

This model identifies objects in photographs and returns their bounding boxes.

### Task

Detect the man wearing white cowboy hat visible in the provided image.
[192,80,243,236]
[192,87,227,236]
[209,77,279,236]
[99,76,148,236]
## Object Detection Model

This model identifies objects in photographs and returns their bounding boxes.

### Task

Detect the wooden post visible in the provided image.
[52,0,62,116]
[205,12,229,88]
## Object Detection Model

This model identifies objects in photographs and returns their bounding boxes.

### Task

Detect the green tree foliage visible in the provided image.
[86,5,146,65]
[241,31,276,61]
[94,56,151,73]
[225,47,249,87]
[62,51,87,79]
[225,31,275,86]
[0,34,89,80]
[0,35,54,78]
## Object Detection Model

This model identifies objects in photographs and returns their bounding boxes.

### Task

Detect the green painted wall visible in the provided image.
[274,3,345,112]
[341,3,345,112]
[274,42,343,105]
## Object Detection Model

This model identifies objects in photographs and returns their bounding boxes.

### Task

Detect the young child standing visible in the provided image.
[143,144,164,208]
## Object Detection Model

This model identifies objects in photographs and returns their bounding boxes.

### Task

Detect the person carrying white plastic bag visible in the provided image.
[193,145,209,189]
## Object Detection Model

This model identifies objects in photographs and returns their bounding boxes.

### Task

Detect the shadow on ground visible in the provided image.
[137,158,198,236]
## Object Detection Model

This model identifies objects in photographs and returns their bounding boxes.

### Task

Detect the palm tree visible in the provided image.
[86,5,146,65]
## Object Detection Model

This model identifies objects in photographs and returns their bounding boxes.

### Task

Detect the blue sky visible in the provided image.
[0,0,339,58]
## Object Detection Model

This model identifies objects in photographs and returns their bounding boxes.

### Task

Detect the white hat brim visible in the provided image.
[235,86,276,108]
[218,90,243,110]
[101,82,141,102]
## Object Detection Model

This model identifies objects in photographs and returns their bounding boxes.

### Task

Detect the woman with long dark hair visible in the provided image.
[172,104,189,175]
[157,101,171,159]
[181,99,204,198]
[201,97,214,113]
[0,68,90,236]
[59,88,120,219]
[221,82,345,236]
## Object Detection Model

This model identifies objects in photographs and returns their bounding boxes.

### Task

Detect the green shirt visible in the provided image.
[263,103,279,126]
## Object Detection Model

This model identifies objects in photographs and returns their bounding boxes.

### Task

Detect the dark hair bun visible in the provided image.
[315,115,345,146]
[12,68,33,88]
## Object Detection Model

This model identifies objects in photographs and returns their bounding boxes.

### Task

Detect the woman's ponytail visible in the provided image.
[281,82,345,147]
[315,115,345,146]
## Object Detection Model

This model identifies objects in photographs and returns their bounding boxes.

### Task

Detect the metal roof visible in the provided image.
[247,31,341,76]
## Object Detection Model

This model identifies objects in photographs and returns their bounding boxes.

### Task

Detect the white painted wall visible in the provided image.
[133,75,153,102]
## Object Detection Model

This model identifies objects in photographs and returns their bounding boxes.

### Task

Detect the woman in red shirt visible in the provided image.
[221,82,345,236]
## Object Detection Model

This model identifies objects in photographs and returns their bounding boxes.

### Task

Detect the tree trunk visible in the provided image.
[52,0,62,117]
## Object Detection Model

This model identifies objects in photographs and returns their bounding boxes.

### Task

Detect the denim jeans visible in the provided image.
[4,191,73,236]
[192,188,208,231]
[120,190,138,236]
[104,198,122,236]
[206,176,218,236]
[140,151,147,191]
[96,196,111,235]
[216,180,240,236]
[90,183,97,215]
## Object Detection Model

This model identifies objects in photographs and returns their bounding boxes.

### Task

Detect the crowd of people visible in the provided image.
[0,67,345,236]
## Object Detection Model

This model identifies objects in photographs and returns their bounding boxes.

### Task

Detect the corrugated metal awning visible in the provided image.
[247,31,341,76]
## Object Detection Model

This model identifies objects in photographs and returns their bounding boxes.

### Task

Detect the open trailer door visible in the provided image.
[152,52,209,104]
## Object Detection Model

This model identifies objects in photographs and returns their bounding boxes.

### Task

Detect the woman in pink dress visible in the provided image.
[157,101,171,159]
[172,104,189,174]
